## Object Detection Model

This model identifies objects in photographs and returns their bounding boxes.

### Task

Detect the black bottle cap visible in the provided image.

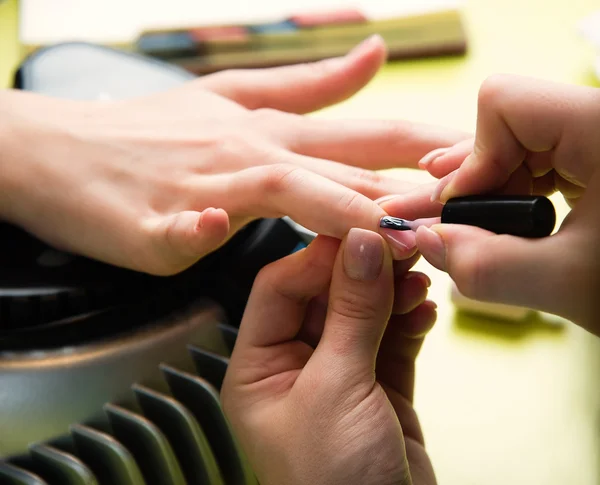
[441,196,556,238]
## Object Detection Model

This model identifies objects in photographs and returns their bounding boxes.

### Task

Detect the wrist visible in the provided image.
[0,89,52,223]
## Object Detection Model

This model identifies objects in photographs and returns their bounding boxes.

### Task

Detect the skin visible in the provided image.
[0,35,466,275]
[392,74,600,335]
[221,230,437,485]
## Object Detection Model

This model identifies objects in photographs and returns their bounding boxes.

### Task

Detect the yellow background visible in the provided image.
[1,0,599,483]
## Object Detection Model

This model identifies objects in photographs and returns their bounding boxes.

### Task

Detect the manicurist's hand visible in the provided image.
[221,230,437,485]
[414,75,600,334]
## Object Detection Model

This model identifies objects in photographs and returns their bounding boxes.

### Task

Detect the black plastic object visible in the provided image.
[441,195,556,238]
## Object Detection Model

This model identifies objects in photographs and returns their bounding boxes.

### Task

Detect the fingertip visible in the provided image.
[393,271,430,315]
[415,225,447,271]
[348,33,387,64]
[432,170,459,204]
[417,147,450,170]
[331,34,386,89]
[405,271,431,288]
[406,300,438,338]
[197,207,230,235]
[379,228,417,261]
[392,252,421,275]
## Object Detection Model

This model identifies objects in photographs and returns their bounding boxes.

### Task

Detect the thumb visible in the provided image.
[312,228,394,378]
[198,35,386,114]
[154,208,230,275]
[415,224,579,320]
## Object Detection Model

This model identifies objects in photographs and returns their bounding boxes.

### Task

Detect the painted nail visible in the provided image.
[380,228,417,260]
[416,226,446,271]
[430,170,458,203]
[418,147,450,169]
[344,228,384,281]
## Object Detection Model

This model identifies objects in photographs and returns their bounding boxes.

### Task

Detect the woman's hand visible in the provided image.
[221,230,437,485]
[0,35,466,275]
[409,74,600,333]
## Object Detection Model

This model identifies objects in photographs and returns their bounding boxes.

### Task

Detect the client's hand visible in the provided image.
[221,230,437,485]
[0,35,465,275]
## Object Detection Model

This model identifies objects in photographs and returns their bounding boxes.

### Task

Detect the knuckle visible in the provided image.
[380,119,411,144]
[351,167,383,192]
[253,260,282,291]
[477,74,510,108]
[336,189,370,219]
[213,131,257,164]
[249,107,286,124]
[260,163,304,194]
[330,288,380,323]
[451,238,504,300]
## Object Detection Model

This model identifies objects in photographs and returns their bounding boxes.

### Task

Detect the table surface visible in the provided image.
[1,1,599,483]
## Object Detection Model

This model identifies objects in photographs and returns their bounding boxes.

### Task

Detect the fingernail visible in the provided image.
[379,228,417,260]
[196,208,215,229]
[418,147,450,169]
[416,226,446,271]
[430,170,458,203]
[344,228,384,281]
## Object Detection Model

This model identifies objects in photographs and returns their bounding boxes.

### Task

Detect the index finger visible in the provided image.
[438,74,600,202]
[237,236,340,350]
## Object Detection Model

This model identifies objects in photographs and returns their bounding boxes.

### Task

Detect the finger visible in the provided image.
[153,208,230,275]
[226,164,418,259]
[238,236,339,349]
[419,137,474,178]
[310,229,394,378]
[393,272,430,315]
[198,35,386,114]
[436,74,600,202]
[296,256,425,349]
[392,252,421,276]
[532,171,556,196]
[295,294,329,349]
[554,172,586,200]
[415,223,582,320]
[390,300,438,340]
[283,150,420,200]
[283,118,470,170]
[494,164,533,195]
[377,301,438,401]
[378,182,444,219]
[228,236,340,386]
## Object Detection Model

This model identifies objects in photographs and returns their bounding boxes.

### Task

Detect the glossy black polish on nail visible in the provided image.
[379,216,412,231]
